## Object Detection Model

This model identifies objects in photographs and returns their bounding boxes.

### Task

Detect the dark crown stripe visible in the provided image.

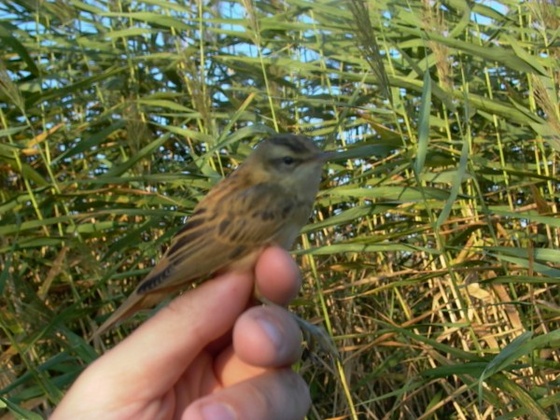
[268,134,314,154]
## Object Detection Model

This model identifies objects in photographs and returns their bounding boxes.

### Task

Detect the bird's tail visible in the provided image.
[89,292,164,342]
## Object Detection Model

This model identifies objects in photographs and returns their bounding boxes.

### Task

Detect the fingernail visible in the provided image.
[257,313,282,347]
[201,402,236,420]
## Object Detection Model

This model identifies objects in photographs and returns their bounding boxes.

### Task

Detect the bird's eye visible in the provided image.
[282,156,295,165]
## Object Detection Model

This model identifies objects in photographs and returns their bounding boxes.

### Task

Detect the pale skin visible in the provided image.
[52,247,311,419]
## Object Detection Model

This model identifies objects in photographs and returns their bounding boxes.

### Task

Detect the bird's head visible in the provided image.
[246,134,333,192]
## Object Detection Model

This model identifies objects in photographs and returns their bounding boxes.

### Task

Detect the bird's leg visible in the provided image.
[258,296,339,358]
[291,313,339,358]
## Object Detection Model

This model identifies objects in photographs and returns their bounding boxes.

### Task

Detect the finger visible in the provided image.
[232,305,302,368]
[209,305,302,388]
[84,270,255,401]
[183,369,311,420]
[255,247,301,306]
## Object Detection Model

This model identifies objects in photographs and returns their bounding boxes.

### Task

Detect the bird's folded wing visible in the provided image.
[135,183,295,295]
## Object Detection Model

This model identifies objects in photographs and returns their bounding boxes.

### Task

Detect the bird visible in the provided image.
[92,133,334,349]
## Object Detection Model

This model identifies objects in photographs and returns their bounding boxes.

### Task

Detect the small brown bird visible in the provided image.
[93,134,333,345]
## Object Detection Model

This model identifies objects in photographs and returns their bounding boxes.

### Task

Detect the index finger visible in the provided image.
[82,248,299,400]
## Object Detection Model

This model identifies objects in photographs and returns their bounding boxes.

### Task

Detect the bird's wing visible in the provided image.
[135,182,298,295]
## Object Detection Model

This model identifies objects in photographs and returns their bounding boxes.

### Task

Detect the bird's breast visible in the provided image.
[274,197,315,249]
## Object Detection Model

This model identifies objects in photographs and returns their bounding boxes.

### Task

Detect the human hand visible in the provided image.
[52,247,310,419]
